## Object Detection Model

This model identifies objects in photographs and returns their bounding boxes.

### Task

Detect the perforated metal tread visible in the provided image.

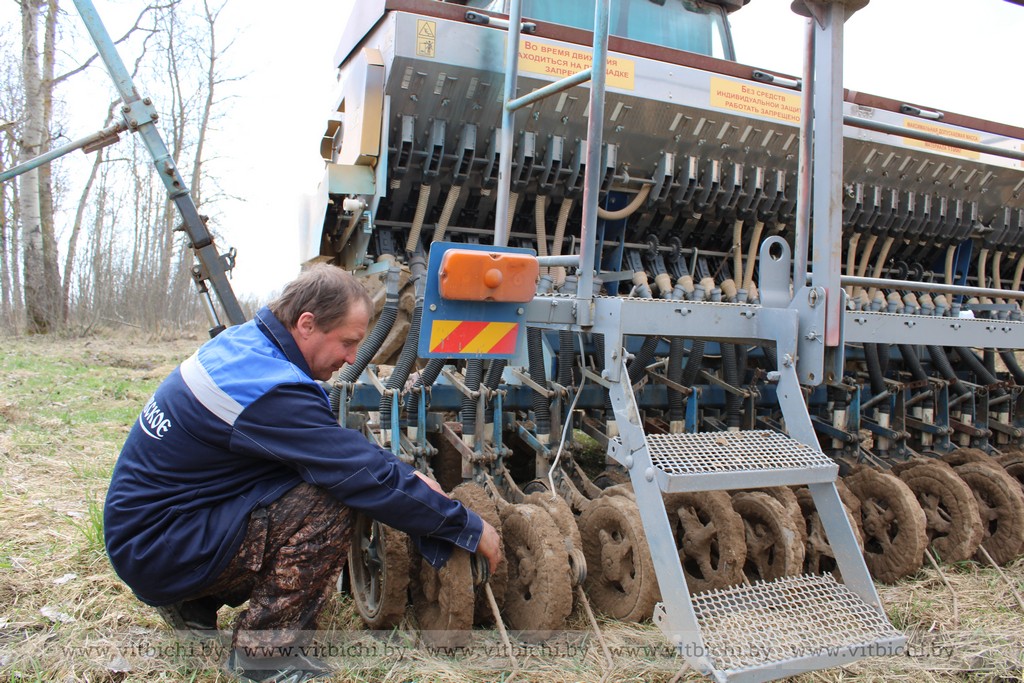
[689,573,905,682]
[616,430,838,492]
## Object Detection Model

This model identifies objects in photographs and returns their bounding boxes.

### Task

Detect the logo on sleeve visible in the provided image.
[139,397,173,440]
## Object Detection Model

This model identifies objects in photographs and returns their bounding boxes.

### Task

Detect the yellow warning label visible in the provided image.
[518,39,634,90]
[710,77,801,124]
[416,20,436,58]
[902,119,980,160]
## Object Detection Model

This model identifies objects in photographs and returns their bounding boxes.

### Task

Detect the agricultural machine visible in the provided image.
[304,0,1024,680]
[7,0,1023,681]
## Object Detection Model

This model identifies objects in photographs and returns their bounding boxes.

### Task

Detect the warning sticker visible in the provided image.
[416,19,436,58]
[518,38,635,90]
[902,119,980,160]
[710,77,801,124]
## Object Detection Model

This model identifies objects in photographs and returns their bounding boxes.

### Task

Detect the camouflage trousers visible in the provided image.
[186,482,352,651]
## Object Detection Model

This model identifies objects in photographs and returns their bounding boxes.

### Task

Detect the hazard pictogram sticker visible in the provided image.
[416,20,436,58]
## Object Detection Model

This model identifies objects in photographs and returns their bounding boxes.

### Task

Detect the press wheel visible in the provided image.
[844,468,927,583]
[942,447,1003,470]
[663,490,746,593]
[894,459,983,563]
[500,503,573,641]
[730,491,805,582]
[579,494,659,622]
[523,491,586,587]
[794,486,863,578]
[955,462,1024,565]
[451,482,508,625]
[411,546,474,647]
[348,513,410,629]
[995,449,1024,492]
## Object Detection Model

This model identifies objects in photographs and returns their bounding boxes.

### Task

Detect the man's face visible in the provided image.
[293,303,371,381]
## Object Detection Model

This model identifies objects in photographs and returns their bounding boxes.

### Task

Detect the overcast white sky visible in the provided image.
[8,0,1024,301]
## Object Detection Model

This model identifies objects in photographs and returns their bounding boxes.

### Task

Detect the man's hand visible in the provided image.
[477,519,503,576]
[413,470,446,497]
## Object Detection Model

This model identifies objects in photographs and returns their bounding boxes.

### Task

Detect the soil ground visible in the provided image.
[1,331,1022,682]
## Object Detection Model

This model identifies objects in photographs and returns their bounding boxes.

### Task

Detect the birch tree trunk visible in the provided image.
[19,0,53,334]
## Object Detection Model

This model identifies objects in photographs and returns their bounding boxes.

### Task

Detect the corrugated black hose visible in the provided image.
[864,343,890,414]
[330,272,401,415]
[527,327,552,438]
[482,359,508,427]
[379,303,423,430]
[557,330,575,387]
[927,345,970,397]
[955,347,1006,397]
[406,357,448,428]
[667,337,685,423]
[461,359,483,437]
[898,344,929,383]
[722,342,742,428]
[999,349,1024,385]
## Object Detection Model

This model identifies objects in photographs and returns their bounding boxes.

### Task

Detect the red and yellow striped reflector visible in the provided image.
[429,320,519,355]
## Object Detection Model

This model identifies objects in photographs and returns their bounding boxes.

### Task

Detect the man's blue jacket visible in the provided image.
[104,306,483,606]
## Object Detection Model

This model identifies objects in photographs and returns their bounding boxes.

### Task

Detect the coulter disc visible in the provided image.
[663,490,746,593]
[844,468,928,583]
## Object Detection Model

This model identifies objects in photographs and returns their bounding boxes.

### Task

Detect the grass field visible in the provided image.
[1,332,1023,682]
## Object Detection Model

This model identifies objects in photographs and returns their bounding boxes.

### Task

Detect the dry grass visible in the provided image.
[1,331,1023,682]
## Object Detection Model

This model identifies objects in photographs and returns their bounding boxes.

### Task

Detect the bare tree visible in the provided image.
[18,0,57,334]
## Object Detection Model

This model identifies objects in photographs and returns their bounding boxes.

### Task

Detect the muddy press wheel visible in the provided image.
[348,513,410,629]
[577,492,655,619]
[411,547,475,647]
[995,448,1024,492]
[500,503,573,641]
[451,482,508,625]
[579,493,659,622]
[663,490,746,593]
[893,459,983,564]
[754,487,807,547]
[731,491,805,582]
[523,491,586,588]
[942,447,1003,470]
[794,486,863,577]
[955,462,1024,565]
[844,468,928,583]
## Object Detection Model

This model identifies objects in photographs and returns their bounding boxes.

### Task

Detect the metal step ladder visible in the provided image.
[608,357,905,683]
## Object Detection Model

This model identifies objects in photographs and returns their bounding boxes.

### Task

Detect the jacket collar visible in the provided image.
[254,306,316,380]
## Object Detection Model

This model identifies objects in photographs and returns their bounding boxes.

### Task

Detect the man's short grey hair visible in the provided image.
[269,264,373,331]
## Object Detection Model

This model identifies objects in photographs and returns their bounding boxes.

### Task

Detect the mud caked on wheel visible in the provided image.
[411,547,475,647]
[579,493,659,622]
[892,459,983,564]
[731,491,805,582]
[348,512,410,629]
[794,486,863,578]
[942,447,1003,470]
[500,503,573,641]
[995,447,1024,492]
[523,491,586,589]
[955,461,1024,565]
[663,490,746,593]
[844,468,928,583]
[451,482,508,625]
